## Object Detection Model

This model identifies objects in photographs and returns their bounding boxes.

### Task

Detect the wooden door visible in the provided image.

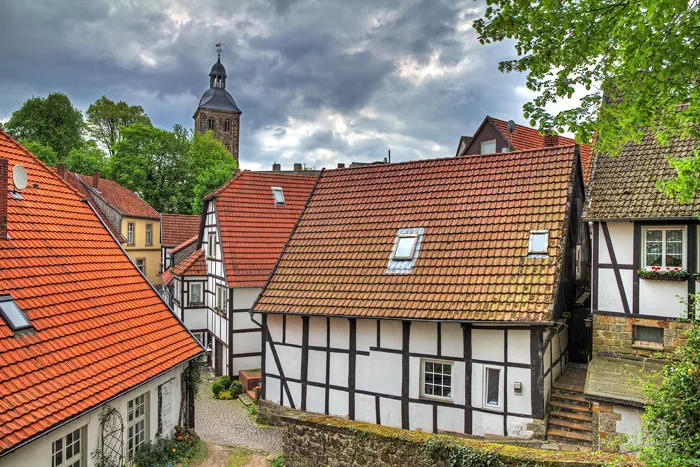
[214,340,223,376]
[568,306,592,363]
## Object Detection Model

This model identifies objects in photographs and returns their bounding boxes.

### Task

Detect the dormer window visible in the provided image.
[272,187,285,205]
[481,139,496,154]
[528,230,549,255]
[392,234,418,261]
[0,296,31,332]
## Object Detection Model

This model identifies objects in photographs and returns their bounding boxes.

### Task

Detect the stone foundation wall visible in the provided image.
[593,314,688,358]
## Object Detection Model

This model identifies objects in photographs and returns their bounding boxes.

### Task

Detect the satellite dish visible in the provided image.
[12,164,28,191]
[506,120,516,133]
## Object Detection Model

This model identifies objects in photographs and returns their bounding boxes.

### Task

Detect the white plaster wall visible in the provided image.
[507,367,532,415]
[356,319,377,351]
[410,322,437,354]
[285,315,303,346]
[639,279,688,318]
[357,351,402,396]
[438,406,464,433]
[409,402,433,432]
[231,355,261,376]
[305,385,325,414]
[309,317,327,347]
[355,394,376,424]
[307,350,327,384]
[472,329,504,362]
[329,318,349,349]
[276,344,302,380]
[506,416,534,438]
[232,332,261,353]
[599,222,634,265]
[379,320,402,349]
[283,381,302,409]
[614,405,644,437]
[266,375,280,403]
[328,389,349,418]
[231,311,258,330]
[267,315,283,342]
[441,323,463,358]
[184,308,207,330]
[472,411,503,437]
[379,398,402,429]
[329,353,349,387]
[598,269,635,313]
[1,366,184,467]
[265,342,278,376]
[232,287,262,310]
[507,330,530,365]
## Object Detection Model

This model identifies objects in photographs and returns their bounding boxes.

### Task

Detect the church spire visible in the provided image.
[210,43,227,89]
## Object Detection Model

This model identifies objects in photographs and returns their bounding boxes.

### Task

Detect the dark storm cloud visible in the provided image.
[0,0,537,169]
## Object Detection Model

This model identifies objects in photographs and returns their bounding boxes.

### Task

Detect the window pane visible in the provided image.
[666,230,682,242]
[530,232,547,253]
[486,368,500,406]
[0,300,30,330]
[395,236,417,259]
[645,234,662,266]
[481,140,496,154]
[636,326,664,344]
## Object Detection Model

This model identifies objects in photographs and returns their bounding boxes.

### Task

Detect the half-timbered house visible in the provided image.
[253,145,589,438]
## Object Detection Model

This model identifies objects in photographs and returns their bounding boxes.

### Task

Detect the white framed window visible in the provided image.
[127,393,148,460]
[392,234,418,261]
[481,139,496,154]
[207,232,217,258]
[528,230,549,255]
[0,296,31,331]
[52,427,84,467]
[643,227,685,269]
[420,359,453,400]
[174,279,180,304]
[136,258,146,275]
[216,285,227,312]
[190,283,203,304]
[483,366,503,409]
[272,186,285,205]
[145,224,153,246]
[127,223,135,245]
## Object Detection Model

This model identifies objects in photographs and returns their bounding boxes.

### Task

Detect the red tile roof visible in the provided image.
[254,146,581,322]
[171,235,198,255]
[172,249,207,276]
[208,171,318,287]
[162,268,175,287]
[0,131,203,456]
[162,214,201,247]
[76,173,160,219]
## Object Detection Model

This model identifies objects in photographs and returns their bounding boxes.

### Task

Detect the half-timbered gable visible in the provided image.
[254,146,587,438]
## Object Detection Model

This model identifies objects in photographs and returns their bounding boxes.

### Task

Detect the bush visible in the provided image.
[231,380,243,396]
[271,454,284,467]
[218,390,233,400]
[131,434,201,467]
[248,404,257,416]
[212,375,232,397]
[218,375,232,389]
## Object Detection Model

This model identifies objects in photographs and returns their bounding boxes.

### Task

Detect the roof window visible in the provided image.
[392,234,419,261]
[272,187,285,205]
[528,230,549,255]
[0,295,31,332]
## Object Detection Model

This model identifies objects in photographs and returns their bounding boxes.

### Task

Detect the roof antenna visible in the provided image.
[388,149,391,164]
[507,120,516,133]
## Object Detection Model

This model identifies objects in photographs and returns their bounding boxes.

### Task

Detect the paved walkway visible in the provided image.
[195,372,282,453]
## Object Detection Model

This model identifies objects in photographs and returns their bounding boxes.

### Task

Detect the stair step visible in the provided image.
[246,389,256,401]
[550,400,592,413]
[553,382,585,394]
[550,410,592,423]
[548,428,592,443]
[549,418,593,432]
[551,391,587,404]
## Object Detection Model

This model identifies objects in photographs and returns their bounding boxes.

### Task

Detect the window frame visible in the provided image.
[392,234,419,261]
[207,232,217,258]
[127,222,135,246]
[0,295,31,332]
[634,325,664,348]
[483,365,504,410]
[642,226,686,270]
[52,426,85,467]
[189,282,204,305]
[216,285,227,313]
[135,258,146,275]
[272,186,285,205]
[528,230,549,255]
[145,223,153,246]
[480,139,497,154]
[127,392,148,460]
[419,358,454,401]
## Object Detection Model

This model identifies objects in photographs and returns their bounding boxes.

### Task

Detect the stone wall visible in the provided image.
[259,402,641,467]
[593,314,688,358]
[194,109,240,165]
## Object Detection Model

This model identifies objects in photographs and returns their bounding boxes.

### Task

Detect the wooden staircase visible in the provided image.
[546,367,593,447]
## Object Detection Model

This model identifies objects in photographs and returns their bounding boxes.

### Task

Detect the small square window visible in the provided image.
[634,326,664,346]
[528,230,548,255]
[136,258,146,275]
[0,296,31,331]
[421,359,453,400]
[393,235,418,260]
[481,139,496,154]
[272,187,285,205]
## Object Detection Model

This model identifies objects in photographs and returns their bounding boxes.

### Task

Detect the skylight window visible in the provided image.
[0,296,31,332]
[393,234,418,261]
[529,230,549,255]
[272,186,285,205]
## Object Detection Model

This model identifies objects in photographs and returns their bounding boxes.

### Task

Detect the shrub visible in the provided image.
[212,375,232,397]
[248,404,257,416]
[131,434,201,467]
[218,374,232,389]
[218,390,233,400]
[271,454,284,467]
[231,380,243,396]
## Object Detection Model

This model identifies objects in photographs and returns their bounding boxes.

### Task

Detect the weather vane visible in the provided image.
[215,42,223,56]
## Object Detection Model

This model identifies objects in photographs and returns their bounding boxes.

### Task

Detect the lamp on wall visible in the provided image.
[584,316,593,328]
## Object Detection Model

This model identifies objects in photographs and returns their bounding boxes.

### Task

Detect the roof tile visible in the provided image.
[161,214,200,247]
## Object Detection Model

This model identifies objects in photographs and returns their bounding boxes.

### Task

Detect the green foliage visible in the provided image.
[248,403,257,416]
[270,454,285,467]
[474,2,700,197]
[184,357,205,400]
[639,319,700,466]
[21,139,57,166]
[423,436,505,467]
[230,379,243,396]
[217,390,233,400]
[131,434,201,467]
[212,374,232,397]
[86,96,151,156]
[190,130,237,214]
[5,93,83,161]
[66,140,107,174]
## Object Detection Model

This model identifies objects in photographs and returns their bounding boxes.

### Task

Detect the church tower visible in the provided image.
[194,45,242,165]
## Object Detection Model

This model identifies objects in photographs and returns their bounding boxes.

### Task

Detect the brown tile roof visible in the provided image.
[254,146,581,322]
[585,135,699,220]
[172,249,207,276]
[171,235,198,254]
[162,268,175,287]
[162,214,201,247]
[0,131,203,455]
[75,173,160,219]
[209,171,318,287]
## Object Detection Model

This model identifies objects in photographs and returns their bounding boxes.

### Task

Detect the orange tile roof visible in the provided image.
[171,235,198,255]
[162,214,201,247]
[254,146,581,322]
[0,131,203,456]
[162,268,175,287]
[172,249,207,276]
[209,171,318,287]
[76,173,160,219]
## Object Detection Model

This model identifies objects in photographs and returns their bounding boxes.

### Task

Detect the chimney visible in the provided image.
[92,170,100,188]
[272,162,281,171]
[293,163,303,171]
[543,134,560,147]
[337,163,345,169]
[57,163,66,179]
[0,159,7,239]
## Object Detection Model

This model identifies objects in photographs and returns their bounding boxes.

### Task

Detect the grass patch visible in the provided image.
[227,446,257,467]
[188,440,208,465]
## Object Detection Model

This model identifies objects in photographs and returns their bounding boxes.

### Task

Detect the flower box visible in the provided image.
[637,268,688,281]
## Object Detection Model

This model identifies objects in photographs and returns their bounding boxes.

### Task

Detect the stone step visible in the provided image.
[551,391,588,404]
[247,389,256,401]
[549,400,592,413]
[548,418,593,433]
[547,428,592,443]
[549,409,593,423]
[553,381,585,394]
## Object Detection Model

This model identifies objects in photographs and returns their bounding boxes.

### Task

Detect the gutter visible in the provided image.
[583,216,699,222]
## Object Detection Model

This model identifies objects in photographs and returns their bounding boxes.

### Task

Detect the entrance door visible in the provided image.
[567,306,592,363]
[214,340,223,376]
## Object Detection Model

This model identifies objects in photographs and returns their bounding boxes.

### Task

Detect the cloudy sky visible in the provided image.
[0,0,557,170]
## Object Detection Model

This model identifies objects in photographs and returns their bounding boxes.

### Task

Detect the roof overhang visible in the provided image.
[584,355,663,408]
[583,216,699,222]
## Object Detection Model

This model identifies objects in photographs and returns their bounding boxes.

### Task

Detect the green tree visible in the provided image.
[190,130,237,214]
[21,140,57,167]
[474,2,700,195]
[86,96,151,157]
[66,140,107,175]
[5,93,84,161]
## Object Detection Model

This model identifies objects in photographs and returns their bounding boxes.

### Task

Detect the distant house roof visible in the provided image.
[254,145,582,322]
[0,131,203,456]
[205,170,318,287]
[172,249,207,276]
[162,268,175,287]
[585,134,698,220]
[454,136,473,157]
[171,234,198,255]
[162,214,201,247]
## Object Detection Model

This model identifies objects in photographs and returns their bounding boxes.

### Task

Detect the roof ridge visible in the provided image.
[204,169,247,200]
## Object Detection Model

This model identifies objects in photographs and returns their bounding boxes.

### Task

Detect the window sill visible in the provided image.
[638,275,687,282]
[419,395,453,403]
[189,302,205,307]
[632,341,664,351]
